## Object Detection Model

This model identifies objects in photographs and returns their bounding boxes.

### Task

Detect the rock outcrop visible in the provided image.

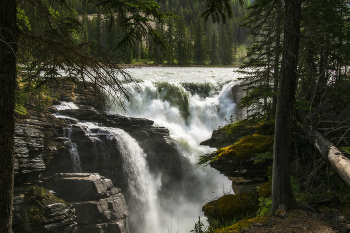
[200,122,273,194]
[200,129,233,148]
[12,186,77,233]
[204,153,270,194]
[231,84,245,119]
[14,110,67,184]
[45,173,129,233]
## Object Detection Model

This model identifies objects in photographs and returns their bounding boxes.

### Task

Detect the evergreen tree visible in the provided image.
[238,0,284,118]
[1,1,173,231]
[271,0,301,215]
[174,16,191,65]
[193,16,207,64]
[209,30,220,65]
[166,17,175,64]
[0,1,17,231]
[219,24,233,65]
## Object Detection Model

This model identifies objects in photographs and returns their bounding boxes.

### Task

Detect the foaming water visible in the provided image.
[107,67,241,232]
[109,128,162,233]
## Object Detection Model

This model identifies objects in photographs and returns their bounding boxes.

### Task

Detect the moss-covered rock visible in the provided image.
[214,217,268,233]
[13,186,76,232]
[259,180,272,198]
[24,186,69,227]
[213,134,274,162]
[203,192,259,224]
[221,119,274,137]
[255,121,274,135]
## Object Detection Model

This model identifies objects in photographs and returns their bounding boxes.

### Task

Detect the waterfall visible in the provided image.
[54,102,82,173]
[109,128,162,233]
[106,67,240,232]
[68,122,164,233]
[67,127,82,173]
[53,67,241,232]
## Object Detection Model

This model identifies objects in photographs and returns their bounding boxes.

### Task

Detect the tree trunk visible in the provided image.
[271,0,282,118]
[270,0,301,215]
[0,0,17,232]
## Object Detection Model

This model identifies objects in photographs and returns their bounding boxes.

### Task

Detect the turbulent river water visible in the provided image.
[106,67,242,233]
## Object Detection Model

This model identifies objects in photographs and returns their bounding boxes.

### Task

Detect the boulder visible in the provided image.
[44,173,129,233]
[202,192,259,224]
[44,173,116,202]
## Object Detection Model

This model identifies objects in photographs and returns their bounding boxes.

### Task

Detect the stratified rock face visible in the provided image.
[55,79,106,112]
[12,188,77,233]
[200,131,272,194]
[14,112,68,184]
[45,173,129,233]
[15,123,45,182]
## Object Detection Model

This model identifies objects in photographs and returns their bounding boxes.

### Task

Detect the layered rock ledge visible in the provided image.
[45,173,129,233]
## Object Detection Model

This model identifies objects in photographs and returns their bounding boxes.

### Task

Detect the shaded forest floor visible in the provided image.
[239,208,350,233]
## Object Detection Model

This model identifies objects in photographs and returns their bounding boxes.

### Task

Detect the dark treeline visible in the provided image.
[68,0,251,65]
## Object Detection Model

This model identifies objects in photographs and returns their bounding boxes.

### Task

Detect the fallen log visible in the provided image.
[303,127,350,187]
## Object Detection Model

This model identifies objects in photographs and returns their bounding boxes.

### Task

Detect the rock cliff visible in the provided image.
[13,79,185,232]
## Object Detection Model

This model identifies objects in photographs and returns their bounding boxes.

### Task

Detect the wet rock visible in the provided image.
[231,84,245,119]
[229,176,266,194]
[14,123,46,183]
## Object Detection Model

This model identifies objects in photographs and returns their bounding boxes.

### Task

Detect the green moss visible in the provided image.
[220,119,257,137]
[213,134,274,162]
[24,186,67,227]
[255,121,274,135]
[259,180,272,198]
[214,217,268,233]
[220,119,274,138]
[15,104,29,116]
[203,192,259,224]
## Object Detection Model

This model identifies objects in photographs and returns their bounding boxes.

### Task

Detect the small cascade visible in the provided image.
[54,102,82,173]
[67,127,82,173]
